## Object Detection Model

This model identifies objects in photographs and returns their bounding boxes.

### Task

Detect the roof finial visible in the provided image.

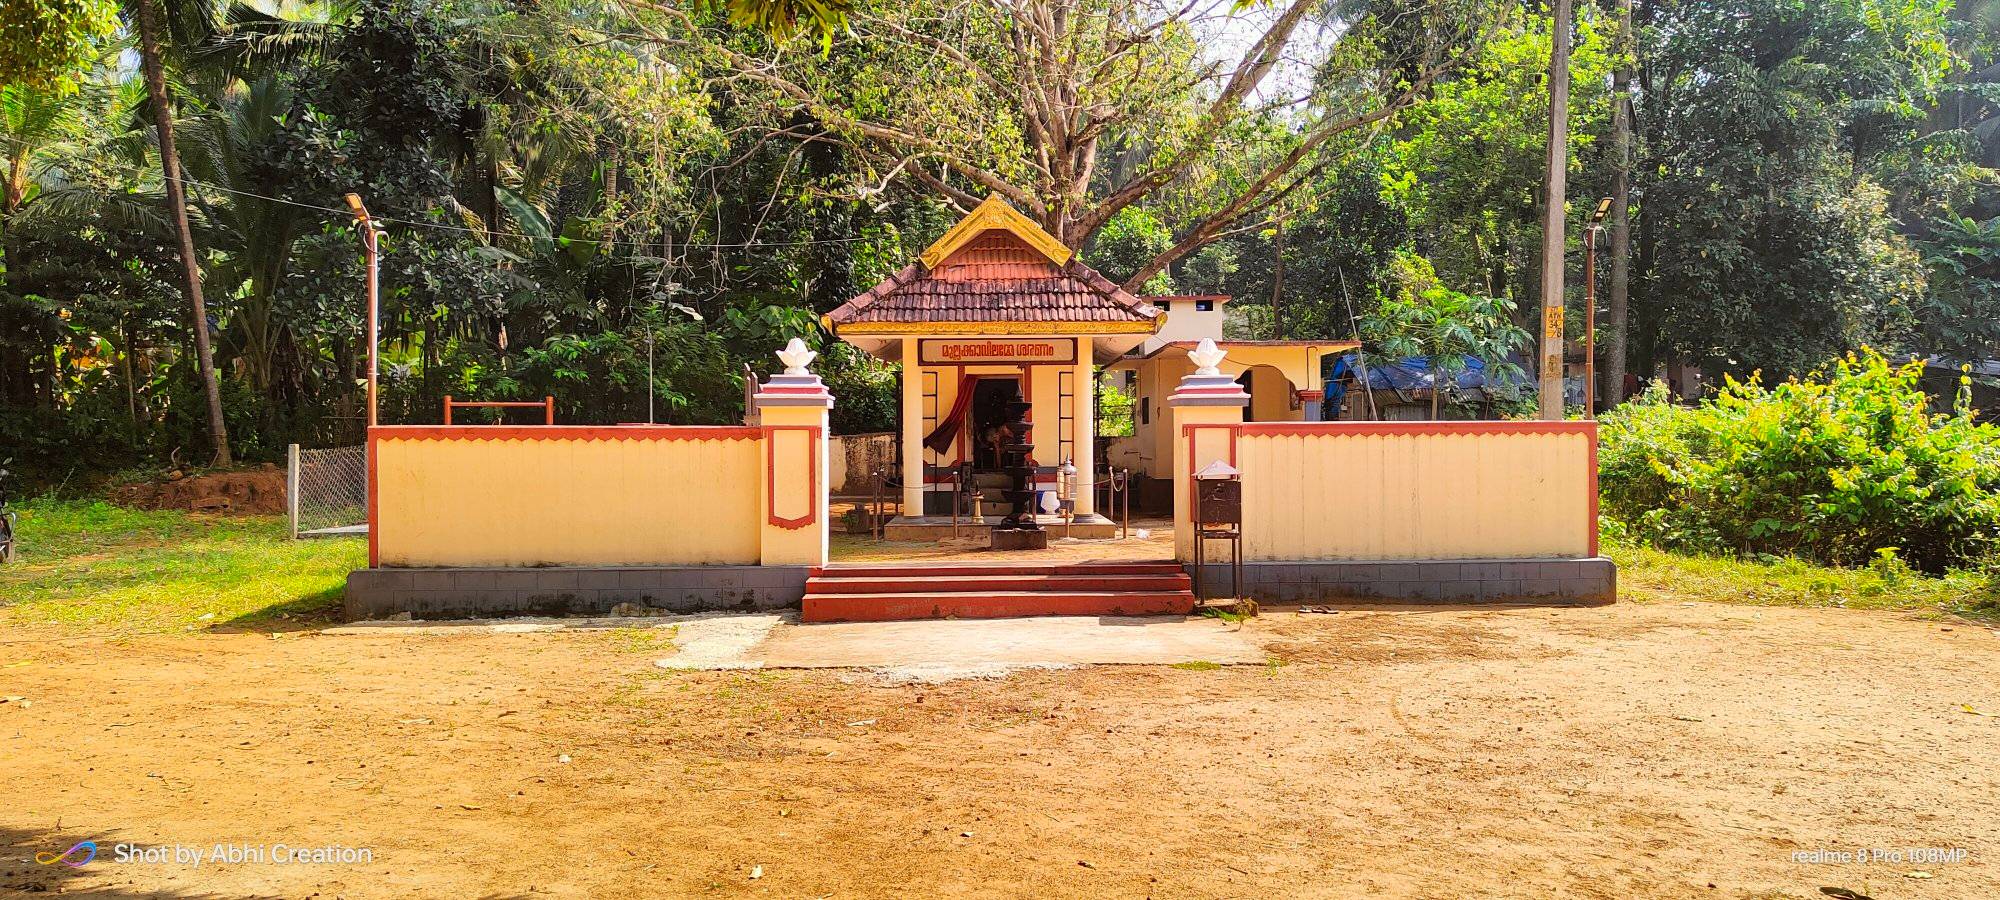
[777,338,816,376]
[1190,338,1227,376]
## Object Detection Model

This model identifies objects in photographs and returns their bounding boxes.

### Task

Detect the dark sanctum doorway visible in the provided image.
[968,376,1023,472]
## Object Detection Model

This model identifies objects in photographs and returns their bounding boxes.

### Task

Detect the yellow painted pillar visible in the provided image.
[1168,340,1250,562]
[1071,353,1096,517]
[900,337,925,516]
[755,339,833,566]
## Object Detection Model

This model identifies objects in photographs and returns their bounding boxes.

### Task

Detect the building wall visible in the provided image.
[372,426,766,567]
[1126,347,1324,478]
[1198,421,1596,561]
[1143,298,1229,352]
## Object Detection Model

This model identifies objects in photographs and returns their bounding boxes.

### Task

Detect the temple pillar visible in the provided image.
[754,340,833,567]
[1071,353,1096,516]
[1168,340,1251,562]
[900,336,925,516]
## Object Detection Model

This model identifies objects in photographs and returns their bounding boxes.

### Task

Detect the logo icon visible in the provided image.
[36,840,96,868]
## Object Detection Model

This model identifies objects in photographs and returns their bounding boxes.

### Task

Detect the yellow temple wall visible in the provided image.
[370,425,827,568]
[1177,422,1598,561]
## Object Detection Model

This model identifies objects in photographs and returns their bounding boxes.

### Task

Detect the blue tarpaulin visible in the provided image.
[1324,354,1527,414]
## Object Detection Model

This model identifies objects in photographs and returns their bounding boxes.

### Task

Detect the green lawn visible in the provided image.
[1608,536,1998,620]
[2,500,1993,635]
[0,500,365,634]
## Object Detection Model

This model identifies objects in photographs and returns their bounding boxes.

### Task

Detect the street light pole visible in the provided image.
[1585,197,1611,418]
[344,194,381,429]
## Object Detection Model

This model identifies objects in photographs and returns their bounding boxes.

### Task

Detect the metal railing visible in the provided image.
[442,395,555,425]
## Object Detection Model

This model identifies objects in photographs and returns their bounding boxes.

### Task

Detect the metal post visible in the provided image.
[442,395,453,426]
[1120,468,1130,540]
[544,396,555,425]
[1584,198,1611,418]
[286,443,301,540]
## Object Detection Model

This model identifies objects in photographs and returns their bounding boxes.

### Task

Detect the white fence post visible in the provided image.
[287,443,301,540]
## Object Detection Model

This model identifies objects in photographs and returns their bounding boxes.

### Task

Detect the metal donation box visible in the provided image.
[1192,460,1243,603]
[1196,471,1242,526]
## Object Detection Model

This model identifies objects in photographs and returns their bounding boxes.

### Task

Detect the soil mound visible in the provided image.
[114,465,287,515]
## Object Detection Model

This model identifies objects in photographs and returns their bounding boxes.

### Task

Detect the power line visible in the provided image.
[74,157,884,251]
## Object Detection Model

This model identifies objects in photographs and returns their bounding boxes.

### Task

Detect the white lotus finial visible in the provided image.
[777,338,816,376]
[1189,338,1226,376]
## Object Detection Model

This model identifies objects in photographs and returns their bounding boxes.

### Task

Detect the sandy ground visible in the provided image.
[2,601,1996,899]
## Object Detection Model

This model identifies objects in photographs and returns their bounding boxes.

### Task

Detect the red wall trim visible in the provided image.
[1234,420,1597,437]
[372,425,762,442]
[1588,432,1600,558]
[764,425,820,530]
[366,428,379,568]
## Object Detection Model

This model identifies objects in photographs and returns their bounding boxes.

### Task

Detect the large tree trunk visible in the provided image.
[135,0,232,466]
[1536,0,1573,420]
[1602,0,1634,411]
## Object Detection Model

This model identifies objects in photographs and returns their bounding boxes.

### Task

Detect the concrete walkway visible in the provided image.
[324,608,1262,683]
[659,612,1263,682]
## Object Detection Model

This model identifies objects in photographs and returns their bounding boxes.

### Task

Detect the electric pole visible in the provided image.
[1537,0,1573,420]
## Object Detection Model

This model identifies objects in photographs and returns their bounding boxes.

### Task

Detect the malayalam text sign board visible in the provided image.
[919,338,1077,366]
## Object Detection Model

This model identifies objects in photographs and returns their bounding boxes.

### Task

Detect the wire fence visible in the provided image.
[289,444,368,538]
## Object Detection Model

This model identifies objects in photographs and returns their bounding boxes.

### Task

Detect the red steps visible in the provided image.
[803,561,1194,622]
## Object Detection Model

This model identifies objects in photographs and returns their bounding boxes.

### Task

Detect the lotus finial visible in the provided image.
[1189,338,1226,376]
[777,338,817,376]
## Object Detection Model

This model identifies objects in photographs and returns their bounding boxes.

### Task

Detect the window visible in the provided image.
[1156,300,1171,311]
[1195,299,1214,312]
[1140,397,1150,425]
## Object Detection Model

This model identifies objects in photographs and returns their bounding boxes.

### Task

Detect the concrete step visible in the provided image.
[811,562,1184,578]
[801,590,1196,623]
[806,573,1190,595]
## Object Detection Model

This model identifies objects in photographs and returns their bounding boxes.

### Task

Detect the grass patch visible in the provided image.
[1171,660,1222,671]
[1606,534,1998,621]
[608,625,679,654]
[0,500,365,634]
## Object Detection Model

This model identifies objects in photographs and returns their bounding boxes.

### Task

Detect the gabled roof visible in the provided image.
[825,197,1162,332]
[919,194,1072,268]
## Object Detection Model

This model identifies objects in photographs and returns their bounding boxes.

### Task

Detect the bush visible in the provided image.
[1599,351,2000,572]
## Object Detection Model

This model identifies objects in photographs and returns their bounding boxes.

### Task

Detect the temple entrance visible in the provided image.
[968,376,1022,472]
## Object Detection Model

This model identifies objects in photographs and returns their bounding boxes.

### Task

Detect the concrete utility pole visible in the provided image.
[1537,0,1573,420]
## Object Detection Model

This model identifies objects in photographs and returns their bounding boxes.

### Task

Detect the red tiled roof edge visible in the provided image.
[825,261,926,325]
[1065,259,1162,319]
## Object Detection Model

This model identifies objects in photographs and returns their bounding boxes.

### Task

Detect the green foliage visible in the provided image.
[0,0,118,92]
[1916,213,2000,364]
[1361,251,1528,413]
[1095,378,1134,438]
[1087,207,1177,295]
[1599,351,2000,572]
[1635,0,1949,379]
[822,345,898,434]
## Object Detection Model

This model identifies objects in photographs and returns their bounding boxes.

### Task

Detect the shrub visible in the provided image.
[1599,351,2000,572]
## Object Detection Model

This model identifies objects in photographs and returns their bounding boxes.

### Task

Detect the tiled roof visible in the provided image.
[828,231,1161,326]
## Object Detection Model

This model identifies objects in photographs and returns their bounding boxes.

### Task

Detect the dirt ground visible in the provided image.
[2,600,1995,899]
[111,467,290,515]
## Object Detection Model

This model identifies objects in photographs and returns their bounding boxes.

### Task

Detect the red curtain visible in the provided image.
[923,374,985,455]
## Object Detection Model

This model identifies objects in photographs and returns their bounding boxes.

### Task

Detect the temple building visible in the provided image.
[824,196,1356,537]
